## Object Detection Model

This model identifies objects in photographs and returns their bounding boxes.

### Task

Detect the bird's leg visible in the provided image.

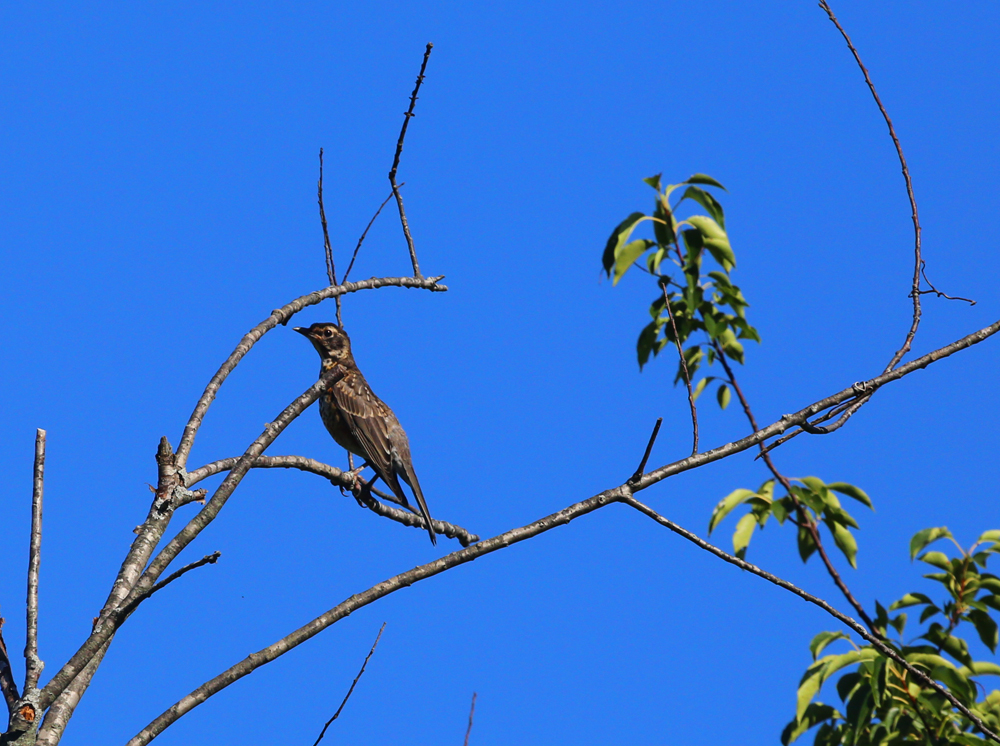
[338,451,370,497]
[353,472,382,509]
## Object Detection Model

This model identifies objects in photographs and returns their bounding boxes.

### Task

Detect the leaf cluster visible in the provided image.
[785,529,1000,746]
[602,174,760,409]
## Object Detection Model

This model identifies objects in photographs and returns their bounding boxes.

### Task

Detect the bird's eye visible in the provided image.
[323,329,332,337]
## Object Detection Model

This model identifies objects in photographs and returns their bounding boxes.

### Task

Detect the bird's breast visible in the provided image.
[318,394,364,455]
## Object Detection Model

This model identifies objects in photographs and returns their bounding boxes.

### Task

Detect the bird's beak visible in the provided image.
[293,327,311,338]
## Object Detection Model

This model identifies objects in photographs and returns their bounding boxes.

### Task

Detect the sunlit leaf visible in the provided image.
[708,488,756,535]
[733,512,756,559]
[910,527,953,560]
[889,592,934,610]
[679,186,726,230]
[827,482,874,511]
[613,238,656,285]
[717,383,731,410]
[918,551,952,571]
[810,631,851,660]
[967,609,999,653]
[686,173,727,191]
[643,173,662,191]
[602,212,646,275]
[827,520,858,569]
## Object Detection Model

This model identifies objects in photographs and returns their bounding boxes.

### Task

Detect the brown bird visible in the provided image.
[294,322,437,545]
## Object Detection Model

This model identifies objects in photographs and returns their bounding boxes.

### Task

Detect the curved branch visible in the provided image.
[125,320,1000,745]
[174,275,447,470]
[186,455,479,547]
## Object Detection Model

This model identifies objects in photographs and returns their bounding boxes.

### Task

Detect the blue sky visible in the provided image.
[2,2,999,744]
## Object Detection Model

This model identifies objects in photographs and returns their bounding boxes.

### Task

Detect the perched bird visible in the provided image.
[294,322,437,545]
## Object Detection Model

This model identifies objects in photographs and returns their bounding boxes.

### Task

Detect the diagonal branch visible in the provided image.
[341,189,397,286]
[124,320,1000,745]
[24,428,46,693]
[174,275,447,470]
[316,148,344,327]
[463,692,477,746]
[0,618,20,715]
[662,284,698,454]
[619,494,998,742]
[185,454,479,546]
[311,623,385,746]
[712,341,878,634]
[388,43,434,279]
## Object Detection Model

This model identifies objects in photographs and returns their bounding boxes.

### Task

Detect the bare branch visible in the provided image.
[185,455,479,546]
[0,618,20,715]
[123,318,1000,745]
[316,148,343,327]
[712,342,878,634]
[661,284,698,454]
[619,494,999,743]
[117,552,221,621]
[918,260,976,305]
[629,418,662,484]
[463,692,477,746]
[341,189,397,286]
[36,648,104,746]
[24,429,45,693]
[39,376,335,711]
[174,275,447,470]
[388,43,433,279]
[818,0,925,373]
[311,623,385,746]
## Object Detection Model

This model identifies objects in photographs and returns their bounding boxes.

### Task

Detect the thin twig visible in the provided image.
[311,623,386,746]
[25,428,46,692]
[388,43,433,279]
[662,285,698,454]
[185,454,479,546]
[629,419,662,484]
[0,617,20,715]
[619,495,998,742]
[124,319,1000,746]
[818,0,922,373]
[711,341,879,634]
[341,189,398,285]
[918,261,976,305]
[174,275,447,470]
[463,692,477,746]
[317,148,343,326]
[117,552,221,620]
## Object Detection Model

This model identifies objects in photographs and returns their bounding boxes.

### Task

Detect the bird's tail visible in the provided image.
[398,466,436,546]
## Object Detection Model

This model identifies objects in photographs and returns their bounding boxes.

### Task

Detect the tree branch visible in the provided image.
[618,494,999,743]
[388,43,433,279]
[712,342,878,634]
[818,0,924,373]
[316,148,344,328]
[662,284,698,454]
[0,619,19,716]
[311,623,385,746]
[185,455,479,546]
[24,429,45,693]
[463,692,477,746]
[341,189,397,286]
[174,275,447,470]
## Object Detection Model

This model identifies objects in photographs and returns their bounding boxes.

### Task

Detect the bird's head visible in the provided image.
[294,323,353,365]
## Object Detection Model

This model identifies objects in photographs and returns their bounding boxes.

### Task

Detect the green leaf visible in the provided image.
[686,173,727,191]
[708,488,756,535]
[981,575,1000,593]
[910,527,953,560]
[889,592,934,610]
[781,703,839,745]
[643,173,662,191]
[602,212,646,276]
[960,661,1000,677]
[613,238,656,285]
[919,605,941,623]
[636,320,660,370]
[772,496,793,525]
[827,519,858,569]
[716,327,745,364]
[977,530,1000,545]
[799,524,818,564]
[827,482,874,511]
[733,512,757,559]
[918,551,952,571]
[810,631,851,660]
[967,609,999,653]
[717,383,731,410]
[679,186,726,230]
[653,198,675,248]
[691,376,711,401]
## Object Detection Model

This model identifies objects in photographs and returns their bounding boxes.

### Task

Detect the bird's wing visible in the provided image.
[332,371,398,489]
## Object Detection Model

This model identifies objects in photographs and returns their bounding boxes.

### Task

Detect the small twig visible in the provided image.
[818,0,923,373]
[341,189,398,286]
[311,623,385,746]
[0,617,20,715]
[629,419,662,484]
[661,284,698,454]
[388,43,434,279]
[712,341,879,635]
[117,552,221,620]
[619,494,999,743]
[463,692,477,746]
[317,149,343,327]
[917,261,976,305]
[25,428,46,692]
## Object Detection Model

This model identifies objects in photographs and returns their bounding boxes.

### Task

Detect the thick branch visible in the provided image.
[186,455,479,546]
[388,43,433,278]
[124,319,1000,744]
[0,621,19,715]
[619,495,999,742]
[24,429,45,693]
[174,275,447,470]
